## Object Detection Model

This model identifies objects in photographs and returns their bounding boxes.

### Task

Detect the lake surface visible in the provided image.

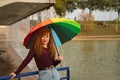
[60,40,120,80]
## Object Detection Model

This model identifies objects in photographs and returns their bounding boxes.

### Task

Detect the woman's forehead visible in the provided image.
[42,32,50,35]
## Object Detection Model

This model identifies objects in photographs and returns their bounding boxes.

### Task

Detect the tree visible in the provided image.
[110,0,120,32]
[102,0,120,32]
[54,0,66,16]
[54,0,119,17]
[54,0,119,32]
[54,0,79,17]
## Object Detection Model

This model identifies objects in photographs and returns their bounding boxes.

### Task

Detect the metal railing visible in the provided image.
[0,66,70,80]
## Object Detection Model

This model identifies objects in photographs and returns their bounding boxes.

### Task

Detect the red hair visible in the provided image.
[32,27,56,59]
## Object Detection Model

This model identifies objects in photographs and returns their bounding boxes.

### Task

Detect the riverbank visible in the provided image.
[74,35,120,40]
[74,23,120,40]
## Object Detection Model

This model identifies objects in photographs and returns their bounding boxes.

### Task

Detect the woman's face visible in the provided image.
[41,33,50,46]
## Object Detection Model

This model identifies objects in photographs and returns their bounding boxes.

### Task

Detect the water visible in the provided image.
[60,40,120,80]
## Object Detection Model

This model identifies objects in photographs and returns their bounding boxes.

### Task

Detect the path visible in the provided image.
[73,35,120,40]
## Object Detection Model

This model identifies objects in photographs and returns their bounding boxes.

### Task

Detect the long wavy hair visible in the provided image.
[32,27,56,59]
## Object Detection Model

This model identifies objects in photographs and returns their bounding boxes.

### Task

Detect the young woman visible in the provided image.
[10,27,62,80]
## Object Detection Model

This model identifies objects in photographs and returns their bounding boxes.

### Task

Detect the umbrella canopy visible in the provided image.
[23,18,81,49]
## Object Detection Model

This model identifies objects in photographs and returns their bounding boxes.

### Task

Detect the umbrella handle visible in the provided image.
[56,47,60,56]
[50,28,62,67]
[58,53,60,56]
[50,28,60,55]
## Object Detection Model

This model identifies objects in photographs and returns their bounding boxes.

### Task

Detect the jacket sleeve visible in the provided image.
[53,60,61,67]
[14,49,34,75]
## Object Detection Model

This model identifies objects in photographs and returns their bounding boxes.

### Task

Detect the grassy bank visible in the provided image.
[78,21,120,36]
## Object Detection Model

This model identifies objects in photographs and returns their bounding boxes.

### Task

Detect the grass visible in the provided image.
[78,21,120,36]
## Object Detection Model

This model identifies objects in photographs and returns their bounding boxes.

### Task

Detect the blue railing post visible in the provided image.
[0,66,70,80]
[67,67,70,80]
[18,77,21,80]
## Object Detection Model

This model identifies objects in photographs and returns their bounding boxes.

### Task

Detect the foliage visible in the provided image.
[54,0,79,16]
[54,0,120,17]
[54,0,66,16]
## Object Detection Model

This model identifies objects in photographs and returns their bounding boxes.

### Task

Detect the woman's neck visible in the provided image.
[43,45,47,48]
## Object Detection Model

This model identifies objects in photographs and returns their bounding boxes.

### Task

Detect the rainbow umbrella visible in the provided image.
[23,18,81,49]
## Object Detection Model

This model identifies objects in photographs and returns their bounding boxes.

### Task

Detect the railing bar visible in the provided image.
[0,67,70,80]
[16,71,38,77]
[60,77,67,79]
[67,67,70,80]
[0,75,11,80]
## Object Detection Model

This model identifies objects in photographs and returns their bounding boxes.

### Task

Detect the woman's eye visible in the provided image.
[46,36,49,37]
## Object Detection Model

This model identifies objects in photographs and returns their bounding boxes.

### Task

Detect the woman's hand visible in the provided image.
[58,55,63,61]
[10,72,16,79]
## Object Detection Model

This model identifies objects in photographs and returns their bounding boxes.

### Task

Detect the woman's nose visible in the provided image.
[43,37,46,40]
